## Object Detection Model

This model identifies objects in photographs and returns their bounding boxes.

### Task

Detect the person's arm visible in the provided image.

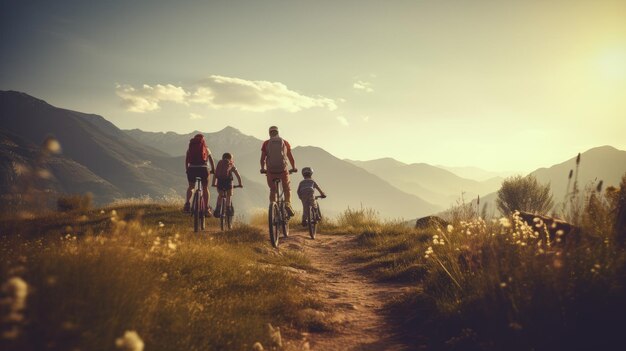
[185,150,190,171]
[285,140,296,171]
[208,154,216,174]
[233,169,243,187]
[314,182,326,197]
[260,142,267,172]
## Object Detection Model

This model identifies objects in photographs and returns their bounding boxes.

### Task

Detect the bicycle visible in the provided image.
[306,195,326,239]
[190,177,206,232]
[261,169,296,248]
[216,185,242,231]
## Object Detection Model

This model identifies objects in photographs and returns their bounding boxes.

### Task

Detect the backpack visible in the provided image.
[266,137,288,173]
[187,135,208,165]
[215,159,234,180]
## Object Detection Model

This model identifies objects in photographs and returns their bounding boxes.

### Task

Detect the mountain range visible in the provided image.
[477,145,626,216]
[2,90,625,220]
[346,158,503,208]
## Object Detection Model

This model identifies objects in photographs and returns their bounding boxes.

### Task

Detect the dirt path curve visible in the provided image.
[280,229,414,351]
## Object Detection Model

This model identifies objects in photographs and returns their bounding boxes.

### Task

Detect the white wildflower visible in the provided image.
[267,323,282,347]
[447,224,454,233]
[115,330,144,351]
[1,277,28,311]
[499,217,511,228]
[158,222,165,228]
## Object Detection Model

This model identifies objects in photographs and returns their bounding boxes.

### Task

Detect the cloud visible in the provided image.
[117,75,337,113]
[353,80,374,93]
[189,112,206,120]
[336,115,349,127]
[190,75,337,112]
[115,84,187,113]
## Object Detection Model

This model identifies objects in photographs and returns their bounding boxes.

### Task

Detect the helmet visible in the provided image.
[302,167,313,176]
[269,126,279,133]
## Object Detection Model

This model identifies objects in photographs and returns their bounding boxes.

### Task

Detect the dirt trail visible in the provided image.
[280,229,415,351]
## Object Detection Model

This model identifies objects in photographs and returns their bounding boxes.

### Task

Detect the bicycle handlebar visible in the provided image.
[234,185,243,188]
[260,169,298,174]
[315,195,327,200]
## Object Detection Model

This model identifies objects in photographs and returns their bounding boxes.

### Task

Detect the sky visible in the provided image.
[1,0,625,173]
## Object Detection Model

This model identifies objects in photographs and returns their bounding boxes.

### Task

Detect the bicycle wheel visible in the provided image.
[193,192,200,233]
[308,205,316,239]
[268,202,280,248]
[220,197,226,231]
[280,203,289,238]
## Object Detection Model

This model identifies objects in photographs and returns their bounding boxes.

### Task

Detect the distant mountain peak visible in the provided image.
[219,126,241,134]
[0,90,49,106]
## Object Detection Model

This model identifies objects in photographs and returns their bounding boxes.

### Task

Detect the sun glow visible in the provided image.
[597,46,626,80]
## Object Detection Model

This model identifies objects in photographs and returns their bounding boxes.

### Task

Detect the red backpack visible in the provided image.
[215,159,234,180]
[187,135,208,165]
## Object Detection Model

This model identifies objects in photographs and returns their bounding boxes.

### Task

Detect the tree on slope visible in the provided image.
[496,175,554,215]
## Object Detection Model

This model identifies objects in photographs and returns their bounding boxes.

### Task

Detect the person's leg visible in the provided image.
[281,171,294,216]
[202,184,209,212]
[202,169,211,214]
[282,171,291,203]
[266,174,278,202]
[215,189,223,217]
[226,188,233,215]
[302,192,314,224]
[186,184,193,203]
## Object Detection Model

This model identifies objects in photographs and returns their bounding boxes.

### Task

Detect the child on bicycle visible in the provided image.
[297,167,326,226]
[212,152,243,217]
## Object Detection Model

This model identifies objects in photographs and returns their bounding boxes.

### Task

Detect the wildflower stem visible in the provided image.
[434,255,462,289]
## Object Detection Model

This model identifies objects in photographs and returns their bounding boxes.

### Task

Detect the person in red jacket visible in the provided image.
[260,126,297,216]
[184,134,215,215]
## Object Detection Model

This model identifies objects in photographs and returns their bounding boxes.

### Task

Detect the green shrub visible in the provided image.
[496,175,554,215]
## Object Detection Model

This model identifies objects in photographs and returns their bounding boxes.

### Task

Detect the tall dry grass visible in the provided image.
[350,173,626,350]
[0,205,317,351]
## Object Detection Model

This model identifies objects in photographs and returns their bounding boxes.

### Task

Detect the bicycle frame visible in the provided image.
[217,185,241,231]
[307,195,324,239]
[262,169,296,248]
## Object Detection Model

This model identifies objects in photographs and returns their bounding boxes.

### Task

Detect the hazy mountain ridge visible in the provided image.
[125,127,261,159]
[1,91,439,218]
[477,145,626,216]
[346,158,503,208]
[0,90,182,199]
[436,165,517,181]
[3,91,623,220]
[0,129,123,206]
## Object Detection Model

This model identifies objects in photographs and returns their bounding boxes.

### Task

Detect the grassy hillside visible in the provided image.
[0,204,319,351]
[334,175,626,350]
